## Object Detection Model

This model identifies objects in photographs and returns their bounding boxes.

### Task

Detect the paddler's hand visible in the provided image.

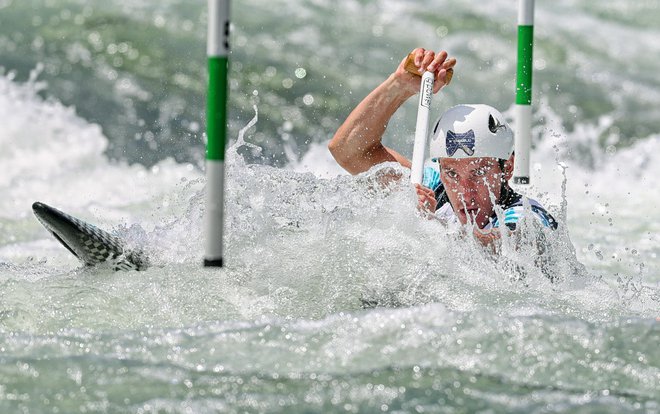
[415,184,438,213]
[394,48,457,96]
[472,227,502,254]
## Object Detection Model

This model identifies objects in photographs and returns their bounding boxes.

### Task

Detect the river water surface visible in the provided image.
[1,0,659,412]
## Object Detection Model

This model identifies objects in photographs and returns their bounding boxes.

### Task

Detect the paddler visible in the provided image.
[328,48,557,248]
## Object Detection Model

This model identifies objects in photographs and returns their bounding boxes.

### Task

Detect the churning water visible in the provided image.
[1,0,658,412]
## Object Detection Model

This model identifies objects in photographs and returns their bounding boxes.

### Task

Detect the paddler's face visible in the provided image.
[439,156,512,228]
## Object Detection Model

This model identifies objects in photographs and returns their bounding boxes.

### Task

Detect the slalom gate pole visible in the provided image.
[513,0,534,184]
[204,0,230,267]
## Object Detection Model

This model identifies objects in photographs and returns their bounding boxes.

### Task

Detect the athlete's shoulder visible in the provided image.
[494,194,558,230]
[422,166,451,211]
[422,166,441,191]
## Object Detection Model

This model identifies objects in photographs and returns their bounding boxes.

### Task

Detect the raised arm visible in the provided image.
[328,49,456,175]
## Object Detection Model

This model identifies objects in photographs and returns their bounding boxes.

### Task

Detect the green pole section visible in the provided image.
[207,56,228,161]
[516,25,534,105]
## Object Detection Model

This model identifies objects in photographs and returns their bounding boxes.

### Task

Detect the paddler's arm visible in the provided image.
[328,76,414,174]
[328,49,456,175]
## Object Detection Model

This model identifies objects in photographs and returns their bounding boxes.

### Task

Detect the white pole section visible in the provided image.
[204,0,230,267]
[513,0,534,184]
[410,71,435,184]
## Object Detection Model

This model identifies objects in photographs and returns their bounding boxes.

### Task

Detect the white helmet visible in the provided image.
[429,104,514,161]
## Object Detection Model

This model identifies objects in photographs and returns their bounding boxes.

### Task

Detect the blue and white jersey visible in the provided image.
[422,166,442,192]
[422,166,557,230]
[490,200,556,230]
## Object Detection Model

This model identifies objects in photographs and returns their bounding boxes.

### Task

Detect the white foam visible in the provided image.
[0,72,657,328]
[0,73,202,224]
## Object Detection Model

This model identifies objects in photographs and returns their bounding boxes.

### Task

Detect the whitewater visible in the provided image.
[1,0,659,412]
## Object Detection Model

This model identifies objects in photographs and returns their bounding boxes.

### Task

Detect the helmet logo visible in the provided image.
[446,129,476,157]
[488,114,506,133]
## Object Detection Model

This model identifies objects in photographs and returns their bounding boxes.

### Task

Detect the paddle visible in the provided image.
[404,53,453,185]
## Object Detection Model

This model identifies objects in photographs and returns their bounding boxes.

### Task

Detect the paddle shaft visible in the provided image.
[403,53,453,185]
[410,71,435,184]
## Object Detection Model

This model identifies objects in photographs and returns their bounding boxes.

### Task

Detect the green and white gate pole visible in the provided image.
[513,0,534,184]
[204,0,230,267]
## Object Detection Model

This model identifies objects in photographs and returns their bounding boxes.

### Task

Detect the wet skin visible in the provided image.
[438,155,514,229]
